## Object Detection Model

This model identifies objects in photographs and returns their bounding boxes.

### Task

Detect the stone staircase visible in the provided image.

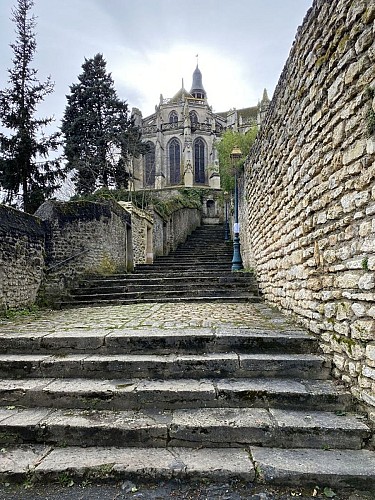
[0,311,374,491]
[62,225,261,307]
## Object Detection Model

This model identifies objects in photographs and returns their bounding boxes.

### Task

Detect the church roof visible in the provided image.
[170,86,193,103]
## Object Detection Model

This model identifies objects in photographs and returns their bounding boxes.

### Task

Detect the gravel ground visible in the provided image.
[0,480,373,500]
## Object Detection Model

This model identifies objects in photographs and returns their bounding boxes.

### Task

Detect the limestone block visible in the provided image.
[335,272,359,288]
[352,302,367,317]
[366,203,375,216]
[368,306,375,318]
[342,141,366,165]
[359,221,372,237]
[340,192,357,212]
[324,302,337,318]
[336,302,352,320]
[351,319,375,340]
[366,137,375,155]
[333,321,350,336]
[354,28,374,54]
[361,236,375,252]
[344,61,362,84]
[332,121,346,147]
[366,344,375,362]
[368,257,375,271]
[327,77,344,104]
[348,361,359,376]
[362,366,375,381]
[358,375,372,388]
[358,273,375,290]
[333,353,346,370]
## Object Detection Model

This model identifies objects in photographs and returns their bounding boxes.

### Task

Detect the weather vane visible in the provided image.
[196,54,199,66]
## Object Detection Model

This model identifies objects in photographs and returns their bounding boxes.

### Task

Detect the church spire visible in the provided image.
[190,61,206,100]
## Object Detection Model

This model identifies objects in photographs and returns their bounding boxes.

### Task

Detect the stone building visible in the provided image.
[130,65,268,192]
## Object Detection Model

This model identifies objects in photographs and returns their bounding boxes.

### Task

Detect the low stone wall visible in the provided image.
[35,200,131,301]
[120,202,201,261]
[169,208,201,252]
[118,202,154,265]
[0,205,45,311]
[240,0,375,417]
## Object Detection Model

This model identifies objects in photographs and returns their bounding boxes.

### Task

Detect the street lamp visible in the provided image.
[230,145,243,271]
[224,191,230,241]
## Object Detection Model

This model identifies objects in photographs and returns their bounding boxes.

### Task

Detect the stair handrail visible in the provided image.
[45,249,89,273]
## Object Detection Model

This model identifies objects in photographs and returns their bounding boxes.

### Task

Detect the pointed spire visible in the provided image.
[190,61,206,99]
[261,88,270,105]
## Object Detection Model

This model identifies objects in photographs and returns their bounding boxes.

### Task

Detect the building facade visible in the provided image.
[131,66,269,192]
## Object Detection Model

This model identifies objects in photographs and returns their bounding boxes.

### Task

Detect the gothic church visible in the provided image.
[131,65,269,192]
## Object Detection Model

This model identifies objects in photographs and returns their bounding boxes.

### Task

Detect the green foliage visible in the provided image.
[0,304,40,319]
[216,128,257,192]
[362,256,369,271]
[0,0,62,213]
[62,54,147,195]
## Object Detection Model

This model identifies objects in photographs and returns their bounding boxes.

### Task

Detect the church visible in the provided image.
[131,65,269,192]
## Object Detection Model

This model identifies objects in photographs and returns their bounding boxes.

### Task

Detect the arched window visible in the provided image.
[144,142,155,187]
[169,138,181,185]
[190,111,198,126]
[169,111,178,124]
[194,138,205,184]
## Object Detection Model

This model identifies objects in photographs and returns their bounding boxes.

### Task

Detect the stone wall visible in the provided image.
[118,202,154,265]
[0,205,45,311]
[241,0,375,417]
[119,201,201,261]
[169,208,201,252]
[36,200,131,300]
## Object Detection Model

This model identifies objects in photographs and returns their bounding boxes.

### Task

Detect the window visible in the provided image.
[169,139,181,185]
[169,111,178,124]
[144,142,155,187]
[190,111,198,126]
[194,138,205,184]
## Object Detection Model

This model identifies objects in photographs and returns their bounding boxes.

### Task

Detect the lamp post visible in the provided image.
[230,146,243,271]
[224,191,230,241]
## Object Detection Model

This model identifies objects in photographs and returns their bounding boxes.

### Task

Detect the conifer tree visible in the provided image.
[0,0,61,213]
[62,54,146,195]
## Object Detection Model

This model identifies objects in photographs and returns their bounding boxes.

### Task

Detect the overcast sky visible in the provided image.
[0,0,312,127]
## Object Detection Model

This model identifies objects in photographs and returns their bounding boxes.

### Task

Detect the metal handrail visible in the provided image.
[46,249,89,273]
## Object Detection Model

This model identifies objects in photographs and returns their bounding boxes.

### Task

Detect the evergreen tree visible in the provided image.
[0,0,61,213]
[62,54,146,195]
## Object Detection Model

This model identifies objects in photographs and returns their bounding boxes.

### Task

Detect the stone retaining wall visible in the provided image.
[35,200,131,301]
[240,0,375,417]
[0,205,45,311]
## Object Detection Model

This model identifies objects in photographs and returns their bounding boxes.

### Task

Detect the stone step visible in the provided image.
[61,294,262,307]
[0,407,369,449]
[2,445,374,490]
[252,447,375,490]
[0,353,330,380]
[81,274,256,284]
[131,270,252,278]
[0,377,352,411]
[134,265,234,272]
[78,275,257,288]
[0,328,319,355]
[72,281,258,294]
[69,288,259,300]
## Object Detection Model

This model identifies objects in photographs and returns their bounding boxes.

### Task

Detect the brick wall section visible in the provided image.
[240,0,375,418]
[0,205,45,310]
[35,200,131,300]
